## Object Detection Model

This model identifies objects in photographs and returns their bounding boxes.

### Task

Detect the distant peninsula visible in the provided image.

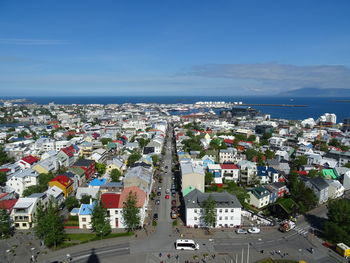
[279,87,350,97]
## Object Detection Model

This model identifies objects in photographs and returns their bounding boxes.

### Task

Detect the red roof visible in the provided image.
[220,164,239,169]
[50,175,72,187]
[120,187,146,208]
[101,193,121,209]
[21,155,40,165]
[0,199,18,211]
[224,139,234,144]
[0,168,10,173]
[61,145,76,157]
[293,170,308,175]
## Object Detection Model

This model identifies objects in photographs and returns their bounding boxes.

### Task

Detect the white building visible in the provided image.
[184,189,242,228]
[6,169,39,197]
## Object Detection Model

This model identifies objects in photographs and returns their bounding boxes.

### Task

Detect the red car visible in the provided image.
[171,200,176,206]
[165,194,170,199]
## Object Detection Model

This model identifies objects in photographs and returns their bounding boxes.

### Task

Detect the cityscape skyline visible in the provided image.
[1,0,350,96]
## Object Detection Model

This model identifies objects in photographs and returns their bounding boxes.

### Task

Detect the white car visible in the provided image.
[235,229,248,234]
[248,227,261,234]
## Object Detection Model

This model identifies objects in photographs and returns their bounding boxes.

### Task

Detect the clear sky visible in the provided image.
[0,0,350,96]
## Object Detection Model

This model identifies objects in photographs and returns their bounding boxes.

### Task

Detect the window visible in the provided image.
[115,210,118,214]
[231,216,234,220]
[219,216,222,220]
[194,217,197,220]
[219,209,222,213]
[194,209,197,213]
[82,217,86,222]
[225,209,228,213]
[231,209,234,212]
[22,223,27,227]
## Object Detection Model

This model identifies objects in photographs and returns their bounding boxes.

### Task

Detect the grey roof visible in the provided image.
[101,182,123,188]
[309,177,329,191]
[180,162,205,176]
[184,188,241,209]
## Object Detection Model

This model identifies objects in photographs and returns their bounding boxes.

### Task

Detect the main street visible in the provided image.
[37,125,347,263]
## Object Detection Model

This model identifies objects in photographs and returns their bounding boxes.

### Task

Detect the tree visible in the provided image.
[34,200,65,248]
[0,209,12,238]
[151,155,160,166]
[291,155,307,170]
[22,185,42,197]
[127,152,142,167]
[38,172,54,191]
[122,191,141,232]
[100,138,112,145]
[308,169,321,178]
[0,171,7,186]
[110,169,122,182]
[324,199,350,244]
[80,195,92,204]
[136,138,150,149]
[288,176,317,214]
[91,201,111,238]
[344,162,350,169]
[205,171,214,186]
[64,196,79,212]
[95,163,106,175]
[0,147,14,165]
[201,195,216,229]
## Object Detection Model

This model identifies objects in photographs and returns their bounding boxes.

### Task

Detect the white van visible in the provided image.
[175,239,199,250]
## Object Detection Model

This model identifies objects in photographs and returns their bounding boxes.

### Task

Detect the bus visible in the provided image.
[175,239,199,250]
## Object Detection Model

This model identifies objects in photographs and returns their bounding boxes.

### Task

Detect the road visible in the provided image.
[33,124,348,263]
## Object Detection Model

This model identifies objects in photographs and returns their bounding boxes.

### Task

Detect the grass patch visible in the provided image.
[275,198,298,214]
[57,232,134,249]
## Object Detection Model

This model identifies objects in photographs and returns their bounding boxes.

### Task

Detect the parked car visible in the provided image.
[171,200,176,206]
[248,227,261,234]
[171,193,176,198]
[153,213,158,220]
[155,200,160,205]
[165,189,170,194]
[157,191,161,196]
[236,229,248,234]
[171,206,177,211]
[158,186,162,190]
[165,194,170,199]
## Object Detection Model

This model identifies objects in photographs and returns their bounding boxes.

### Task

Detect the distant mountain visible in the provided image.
[279,88,350,97]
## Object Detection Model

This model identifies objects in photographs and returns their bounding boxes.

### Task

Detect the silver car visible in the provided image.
[235,229,248,234]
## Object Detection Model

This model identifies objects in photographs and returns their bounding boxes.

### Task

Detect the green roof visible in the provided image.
[106,142,117,149]
[182,186,196,196]
[68,167,85,177]
[322,169,337,179]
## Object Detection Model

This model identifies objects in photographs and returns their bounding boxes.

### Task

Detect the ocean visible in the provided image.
[5,96,350,122]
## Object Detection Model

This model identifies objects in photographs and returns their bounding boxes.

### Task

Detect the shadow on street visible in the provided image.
[86,248,100,263]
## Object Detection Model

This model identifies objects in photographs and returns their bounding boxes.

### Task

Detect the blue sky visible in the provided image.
[0,0,350,96]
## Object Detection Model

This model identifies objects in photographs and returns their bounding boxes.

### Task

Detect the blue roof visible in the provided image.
[257,166,278,177]
[71,207,80,214]
[78,202,96,215]
[89,178,107,186]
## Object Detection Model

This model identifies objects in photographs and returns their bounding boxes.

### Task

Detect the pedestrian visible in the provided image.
[159,252,162,257]
[167,254,171,259]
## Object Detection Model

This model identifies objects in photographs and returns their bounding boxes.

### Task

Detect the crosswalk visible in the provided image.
[293,226,310,236]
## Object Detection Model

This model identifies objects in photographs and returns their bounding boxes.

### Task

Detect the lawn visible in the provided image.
[57,232,134,249]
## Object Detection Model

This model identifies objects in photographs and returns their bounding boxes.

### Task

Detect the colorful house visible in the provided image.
[72,159,96,180]
[48,175,74,197]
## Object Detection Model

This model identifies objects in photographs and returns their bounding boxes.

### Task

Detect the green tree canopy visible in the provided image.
[291,155,308,170]
[122,191,141,232]
[22,185,42,197]
[151,155,160,166]
[127,152,142,167]
[95,163,106,175]
[0,147,14,165]
[0,171,7,186]
[201,195,216,229]
[205,171,214,186]
[34,200,65,248]
[64,196,79,212]
[288,176,317,214]
[324,199,350,244]
[91,201,111,238]
[136,138,150,149]
[100,138,112,145]
[110,169,122,182]
[80,195,92,204]
[0,209,12,238]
